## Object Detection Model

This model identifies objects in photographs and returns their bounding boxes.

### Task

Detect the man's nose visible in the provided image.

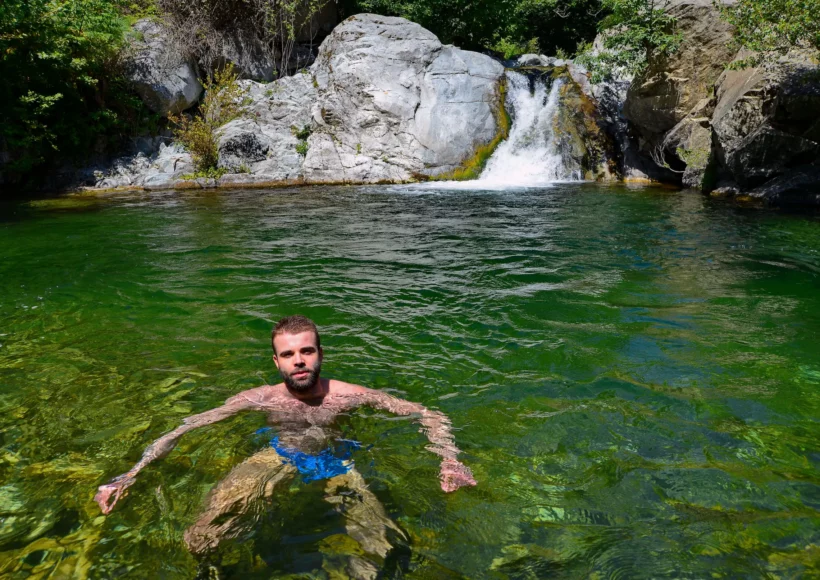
[293,353,305,366]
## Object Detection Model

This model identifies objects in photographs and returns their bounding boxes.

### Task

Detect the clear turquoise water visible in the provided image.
[0,184,819,578]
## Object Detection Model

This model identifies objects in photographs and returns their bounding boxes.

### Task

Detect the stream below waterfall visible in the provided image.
[1,185,819,578]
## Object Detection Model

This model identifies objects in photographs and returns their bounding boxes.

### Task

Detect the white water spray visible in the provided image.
[474,70,581,187]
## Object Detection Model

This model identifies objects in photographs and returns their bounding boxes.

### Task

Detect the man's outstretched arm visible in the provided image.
[94,395,254,514]
[359,389,476,492]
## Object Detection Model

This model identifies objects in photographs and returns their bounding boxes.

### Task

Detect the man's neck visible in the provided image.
[286,377,329,402]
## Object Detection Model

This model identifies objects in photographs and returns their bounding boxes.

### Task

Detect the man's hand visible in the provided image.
[439,459,476,492]
[94,475,136,514]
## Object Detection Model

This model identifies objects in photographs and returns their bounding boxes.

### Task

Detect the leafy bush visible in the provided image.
[0,0,152,185]
[720,0,820,59]
[577,0,682,82]
[168,65,248,173]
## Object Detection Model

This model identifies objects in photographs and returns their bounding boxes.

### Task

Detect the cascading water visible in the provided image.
[474,70,582,187]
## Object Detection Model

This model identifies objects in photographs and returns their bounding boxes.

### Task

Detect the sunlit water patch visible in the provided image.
[0,184,819,578]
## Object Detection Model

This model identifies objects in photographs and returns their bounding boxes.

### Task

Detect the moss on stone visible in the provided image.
[434,76,511,181]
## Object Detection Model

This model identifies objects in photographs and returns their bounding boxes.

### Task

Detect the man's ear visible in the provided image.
[272,353,280,369]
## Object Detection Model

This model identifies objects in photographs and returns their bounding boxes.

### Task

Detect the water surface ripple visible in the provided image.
[1,184,819,578]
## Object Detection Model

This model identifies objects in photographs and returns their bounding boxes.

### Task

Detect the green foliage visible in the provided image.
[342,0,603,57]
[169,65,248,173]
[0,0,152,184]
[290,124,311,156]
[720,0,820,59]
[291,125,312,140]
[492,37,540,60]
[577,0,682,82]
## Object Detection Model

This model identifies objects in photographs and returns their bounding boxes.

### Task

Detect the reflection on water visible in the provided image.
[1,184,819,578]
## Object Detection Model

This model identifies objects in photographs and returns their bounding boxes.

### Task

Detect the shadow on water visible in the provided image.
[0,183,819,578]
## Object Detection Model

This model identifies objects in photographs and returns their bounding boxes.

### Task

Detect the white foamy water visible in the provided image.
[415,70,581,191]
[478,71,581,186]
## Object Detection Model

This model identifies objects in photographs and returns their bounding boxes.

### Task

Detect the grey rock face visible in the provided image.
[215,74,317,180]
[217,14,505,184]
[624,0,737,139]
[125,19,203,116]
[712,50,820,189]
[216,33,276,82]
[663,98,714,188]
[93,143,193,189]
[747,165,820,205]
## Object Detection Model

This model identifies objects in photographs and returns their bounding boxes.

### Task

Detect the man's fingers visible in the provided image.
[95,484,125,514]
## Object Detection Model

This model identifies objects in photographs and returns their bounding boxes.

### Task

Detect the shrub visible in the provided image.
[168,65,248,173]
[577,0,682,82]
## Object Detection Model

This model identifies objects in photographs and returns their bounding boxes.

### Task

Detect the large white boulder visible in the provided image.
[217,14,506,183]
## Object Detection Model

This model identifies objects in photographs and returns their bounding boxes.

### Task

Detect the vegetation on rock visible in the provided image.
[169,65,249,174]
[577,0,682,82]
[720,0,820,64]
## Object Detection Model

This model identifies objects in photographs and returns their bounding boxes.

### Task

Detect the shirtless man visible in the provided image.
[95,315,476,575]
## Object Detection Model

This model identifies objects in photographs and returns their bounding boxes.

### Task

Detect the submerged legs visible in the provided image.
[184,451,406,579]
[323,468,408,579]
[183,447,296,555]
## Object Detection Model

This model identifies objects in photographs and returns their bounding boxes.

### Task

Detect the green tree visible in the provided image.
[578,0,681,82]
[0,0,146,185]
[720,0,820,56]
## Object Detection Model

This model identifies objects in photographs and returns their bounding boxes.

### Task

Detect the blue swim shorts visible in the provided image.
[255,428,362,482]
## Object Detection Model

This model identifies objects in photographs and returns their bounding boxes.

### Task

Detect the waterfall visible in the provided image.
[474,70,582,187]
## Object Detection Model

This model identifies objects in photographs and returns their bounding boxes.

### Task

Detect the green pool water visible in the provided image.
[0,184,819,578]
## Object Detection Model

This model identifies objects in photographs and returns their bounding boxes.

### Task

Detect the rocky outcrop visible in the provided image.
[302,16,505,182]
[608,0,820,203]
[91,142,193,190]
[90,15,506,189]
[624,0,737,142]
[712,49,820,190]
[124,19,203,116]
[746,165,820,206]
[551,69,617,180]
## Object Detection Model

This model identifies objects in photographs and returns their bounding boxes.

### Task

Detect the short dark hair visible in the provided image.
[271,315,321,354]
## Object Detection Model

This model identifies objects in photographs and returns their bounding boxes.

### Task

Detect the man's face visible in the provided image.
[272,330,322,392]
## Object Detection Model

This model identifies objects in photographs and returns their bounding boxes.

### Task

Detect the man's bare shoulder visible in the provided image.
[327,379,371,396]
[225,384,288,406]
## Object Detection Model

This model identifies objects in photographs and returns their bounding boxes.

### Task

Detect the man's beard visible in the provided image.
[281,362,321,392]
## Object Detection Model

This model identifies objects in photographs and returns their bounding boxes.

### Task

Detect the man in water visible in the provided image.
[95,315,476,575]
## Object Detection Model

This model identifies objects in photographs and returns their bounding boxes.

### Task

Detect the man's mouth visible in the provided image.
[291,370,310,379]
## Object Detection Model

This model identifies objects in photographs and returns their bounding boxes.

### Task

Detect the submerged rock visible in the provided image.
[124,19,203,116]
